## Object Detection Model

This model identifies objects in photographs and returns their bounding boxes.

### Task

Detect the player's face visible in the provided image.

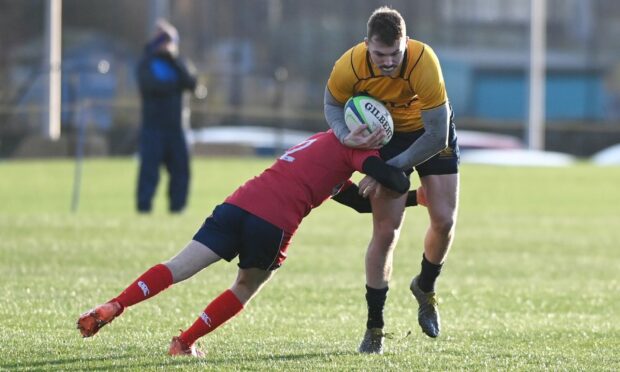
[365,36,408,76]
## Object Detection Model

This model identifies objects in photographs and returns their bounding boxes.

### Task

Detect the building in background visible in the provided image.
[1,0,619,158]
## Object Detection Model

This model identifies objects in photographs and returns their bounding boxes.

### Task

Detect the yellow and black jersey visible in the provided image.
[327,39,447,132]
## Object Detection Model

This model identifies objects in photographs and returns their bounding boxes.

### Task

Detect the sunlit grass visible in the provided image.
[1,158,619,370]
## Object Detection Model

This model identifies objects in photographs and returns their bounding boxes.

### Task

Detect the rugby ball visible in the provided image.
[344,95,394,145]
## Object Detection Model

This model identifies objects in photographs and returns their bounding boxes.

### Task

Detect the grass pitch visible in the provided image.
[1,157,619,371]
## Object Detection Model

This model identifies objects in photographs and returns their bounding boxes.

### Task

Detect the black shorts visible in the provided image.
[193,203,292,271]
[379,109,460,177]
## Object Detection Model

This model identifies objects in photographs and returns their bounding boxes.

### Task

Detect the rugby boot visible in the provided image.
[77,301,123,337]
[168,335,205,357]
[410,275,440,338]
[358,327,385,354]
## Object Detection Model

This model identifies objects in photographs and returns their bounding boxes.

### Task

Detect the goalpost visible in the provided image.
[527,0,547,150]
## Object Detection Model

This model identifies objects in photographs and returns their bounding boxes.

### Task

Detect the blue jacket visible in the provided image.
[137,50,196,130]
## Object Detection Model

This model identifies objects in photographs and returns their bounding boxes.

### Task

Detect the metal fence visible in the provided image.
[2,0,620,158]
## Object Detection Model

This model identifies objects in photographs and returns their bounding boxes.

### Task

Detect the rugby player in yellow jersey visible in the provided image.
[324,6,459,354]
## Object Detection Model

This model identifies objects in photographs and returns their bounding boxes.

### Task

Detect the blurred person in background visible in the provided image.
[136,19,197,214]
[324,6,460,354]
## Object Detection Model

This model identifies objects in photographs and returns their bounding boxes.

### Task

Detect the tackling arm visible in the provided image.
[332,183,418,213]
[362,156,410,194]
[386,102,450,170]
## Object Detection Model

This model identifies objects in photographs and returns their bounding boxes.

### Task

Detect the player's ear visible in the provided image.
[364,37,369,46]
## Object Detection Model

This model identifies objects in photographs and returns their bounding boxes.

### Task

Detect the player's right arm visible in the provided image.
[324,89,385,149]
[323,87,349,143]
[325,47,385,149]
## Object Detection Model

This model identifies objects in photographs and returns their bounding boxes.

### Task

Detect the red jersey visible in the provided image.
[225,131,378,234]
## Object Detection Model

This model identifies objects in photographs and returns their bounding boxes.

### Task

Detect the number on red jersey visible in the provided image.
[279,139,317,163]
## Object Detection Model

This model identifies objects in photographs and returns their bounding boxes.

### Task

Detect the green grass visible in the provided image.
[1,158,619,371]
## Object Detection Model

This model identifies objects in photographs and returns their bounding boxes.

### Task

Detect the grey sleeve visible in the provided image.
[386,103,450,170]
[324,87,350,143]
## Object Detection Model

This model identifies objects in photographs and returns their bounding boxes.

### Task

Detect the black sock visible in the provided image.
[365,285,388,329]
[418,254,443,293]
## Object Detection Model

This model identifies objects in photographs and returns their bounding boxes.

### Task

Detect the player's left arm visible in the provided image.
[386,103,449,170]
[386,45,450,170]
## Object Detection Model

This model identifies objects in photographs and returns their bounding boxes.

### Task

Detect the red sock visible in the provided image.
[180,289,244,345]
[112,264,173,309]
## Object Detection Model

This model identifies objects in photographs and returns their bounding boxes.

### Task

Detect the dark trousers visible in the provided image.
[137,127,190,212]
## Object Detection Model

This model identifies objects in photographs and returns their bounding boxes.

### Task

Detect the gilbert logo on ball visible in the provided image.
[344,95,394,145]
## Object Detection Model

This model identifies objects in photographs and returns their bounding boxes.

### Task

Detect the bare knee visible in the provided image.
[230,280,258,305]
[230,269,273,304]
[164,240,221,283]
[368,194,406,249]
[430,214,456,237]
[233,276,260,295]
[371,222,401,250]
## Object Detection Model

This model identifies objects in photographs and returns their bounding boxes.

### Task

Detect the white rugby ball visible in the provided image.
[344,95,394,145]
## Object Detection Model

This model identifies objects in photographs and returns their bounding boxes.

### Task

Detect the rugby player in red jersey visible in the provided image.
[77,128,425,357]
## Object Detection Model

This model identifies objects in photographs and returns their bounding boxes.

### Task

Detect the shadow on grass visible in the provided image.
[2,350,361,370]
[0,355,134,370]
[205,350,361,365]
[1,354,205,371]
